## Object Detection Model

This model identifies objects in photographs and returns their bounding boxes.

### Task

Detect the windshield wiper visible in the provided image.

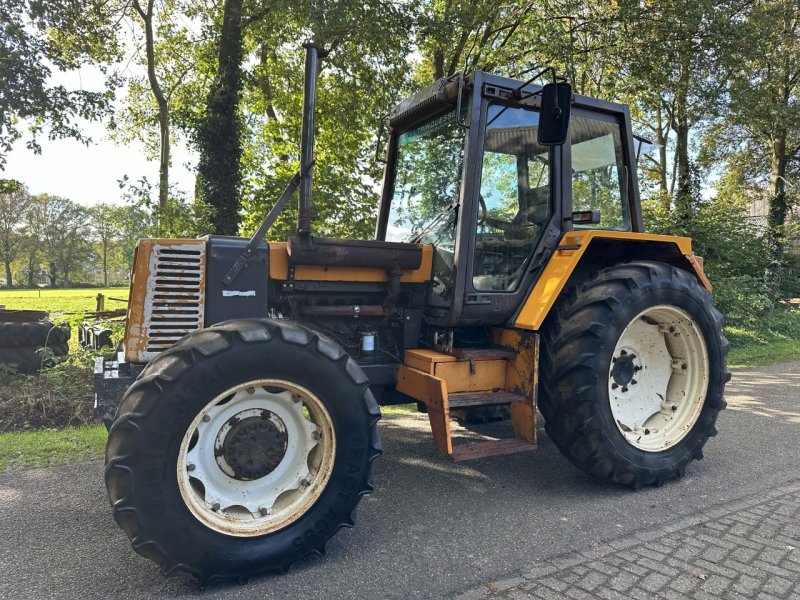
[409,202,458,244]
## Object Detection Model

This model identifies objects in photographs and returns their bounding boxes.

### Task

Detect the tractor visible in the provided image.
[96,44,729,582]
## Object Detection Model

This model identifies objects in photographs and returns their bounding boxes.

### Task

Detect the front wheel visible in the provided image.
[105,319,382,582]
[539,261,730,487]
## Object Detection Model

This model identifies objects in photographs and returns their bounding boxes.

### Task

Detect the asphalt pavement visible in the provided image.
[1,362,799,599]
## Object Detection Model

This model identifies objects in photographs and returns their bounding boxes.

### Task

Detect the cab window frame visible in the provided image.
[565,108,637,233]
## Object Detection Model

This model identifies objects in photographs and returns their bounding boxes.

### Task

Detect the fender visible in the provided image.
[513,231,712,331]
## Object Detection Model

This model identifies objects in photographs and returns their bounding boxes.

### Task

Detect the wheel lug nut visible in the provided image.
[611,383,619,390]
[300,478,310,487]
[631,379,637,385]
[247,386,255,394]
[212,502,221,511]
[202,415,211,423]
[259,507,270,516]
[187,463,196,472]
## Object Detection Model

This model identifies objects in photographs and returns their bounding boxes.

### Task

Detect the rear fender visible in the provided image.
[513,231,711,331]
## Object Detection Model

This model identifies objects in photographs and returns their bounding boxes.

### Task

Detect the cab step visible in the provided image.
[451,438,537,462]
[395,333,539,462]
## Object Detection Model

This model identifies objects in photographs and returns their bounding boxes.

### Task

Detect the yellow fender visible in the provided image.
[513,231,712,331]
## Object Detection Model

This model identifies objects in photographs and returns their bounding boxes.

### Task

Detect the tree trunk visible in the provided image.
[4,260,11,288]
[767,132,788,299]
[655,103,669,210]
[102,242,109,287]
[26,253,36,287]
[197,0,244,236]
[432,47,445,80]
[672,55,692,220]
[133,0,170,208]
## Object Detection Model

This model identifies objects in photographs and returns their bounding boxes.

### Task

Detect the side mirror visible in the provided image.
[537,82,572,146]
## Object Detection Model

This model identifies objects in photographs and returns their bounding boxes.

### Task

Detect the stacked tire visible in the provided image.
[0,321,70,373]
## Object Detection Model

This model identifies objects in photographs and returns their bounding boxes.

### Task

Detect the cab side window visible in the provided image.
[571,115,630,230]
[473,105,551,292]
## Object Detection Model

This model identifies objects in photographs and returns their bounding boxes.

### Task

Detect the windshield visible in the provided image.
[385,111,465,244]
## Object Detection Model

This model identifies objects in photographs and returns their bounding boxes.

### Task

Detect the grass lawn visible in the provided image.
[0,425,107,471]
[0,286,130,314]
[726,306,800,368]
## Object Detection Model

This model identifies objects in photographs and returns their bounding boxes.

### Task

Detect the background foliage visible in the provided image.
[0,0,799,328]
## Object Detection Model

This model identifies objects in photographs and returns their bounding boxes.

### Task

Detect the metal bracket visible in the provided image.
[223,167,309,286]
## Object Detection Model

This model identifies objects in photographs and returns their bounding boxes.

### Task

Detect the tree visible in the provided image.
[114,204,152,277]
[31,195,91,287]
[195,0,245,235]
[0,179,30,286]
[90,204,119,287]
[0,0,121,167]
[129,0,172,208]
[700,0,800,299]
[234,0,414,240]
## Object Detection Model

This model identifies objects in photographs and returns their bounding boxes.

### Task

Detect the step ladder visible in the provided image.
[396,329,539,461]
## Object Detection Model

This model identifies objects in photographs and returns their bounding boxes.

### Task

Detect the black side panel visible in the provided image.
[205,236,269,325]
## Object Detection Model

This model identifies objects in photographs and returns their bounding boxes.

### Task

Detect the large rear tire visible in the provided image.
[105,319,382,583]
[539,261,730,487]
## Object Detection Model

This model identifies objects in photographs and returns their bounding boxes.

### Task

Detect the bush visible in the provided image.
[0,345,112,432]
[642,188,774,325]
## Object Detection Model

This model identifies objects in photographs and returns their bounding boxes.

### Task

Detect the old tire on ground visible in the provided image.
[539,261,730,488]
[0,346,42,372]
[105,319,382,583]
[0,321,70,348]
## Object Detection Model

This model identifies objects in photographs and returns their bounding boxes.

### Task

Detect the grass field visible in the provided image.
[0,425,107,471]
[0,287,130,314]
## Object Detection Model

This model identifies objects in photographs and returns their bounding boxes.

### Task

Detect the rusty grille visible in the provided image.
[141,243,206,358]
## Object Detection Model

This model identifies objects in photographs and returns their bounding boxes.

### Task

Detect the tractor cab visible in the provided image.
[377,72,642,327]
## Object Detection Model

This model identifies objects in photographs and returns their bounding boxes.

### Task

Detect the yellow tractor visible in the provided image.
[97,45,729,582]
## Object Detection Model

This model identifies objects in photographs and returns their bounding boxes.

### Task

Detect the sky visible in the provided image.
[3,124,196,207]
[2,48,197,207]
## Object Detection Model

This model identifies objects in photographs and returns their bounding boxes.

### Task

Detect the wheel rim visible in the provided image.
[177,379,336,537]
[608,305,709,452]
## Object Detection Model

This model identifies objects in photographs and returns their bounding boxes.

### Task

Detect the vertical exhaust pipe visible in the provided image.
[297,43,319,238]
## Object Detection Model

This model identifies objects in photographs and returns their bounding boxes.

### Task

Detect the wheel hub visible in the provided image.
[221,414,288,480]
[611,351,637,387]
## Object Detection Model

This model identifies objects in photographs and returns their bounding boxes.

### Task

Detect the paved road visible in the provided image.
[1,362,799,599]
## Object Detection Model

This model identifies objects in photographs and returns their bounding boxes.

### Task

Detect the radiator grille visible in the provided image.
[141,243,206,358]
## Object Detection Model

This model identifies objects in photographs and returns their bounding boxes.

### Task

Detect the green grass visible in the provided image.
[0,287,129,314]
[380,403,417,414]
[0,425,107,471]
[726,305,800,369]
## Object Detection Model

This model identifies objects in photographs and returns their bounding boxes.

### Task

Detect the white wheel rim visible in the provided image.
[608,305,709,452]
[177,379,336,537]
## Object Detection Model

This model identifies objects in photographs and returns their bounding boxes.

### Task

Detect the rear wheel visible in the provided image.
[539,261,730,487]
[105,319,382,582]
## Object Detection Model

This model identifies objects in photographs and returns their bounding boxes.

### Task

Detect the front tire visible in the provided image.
[105,319,382,582]
[539,261,730,487]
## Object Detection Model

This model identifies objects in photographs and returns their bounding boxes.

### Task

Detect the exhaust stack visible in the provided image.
[297,43,320,238]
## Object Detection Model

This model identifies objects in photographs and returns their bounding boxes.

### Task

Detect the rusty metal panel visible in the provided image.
[492,328,539,405]
[124,239,206,363]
